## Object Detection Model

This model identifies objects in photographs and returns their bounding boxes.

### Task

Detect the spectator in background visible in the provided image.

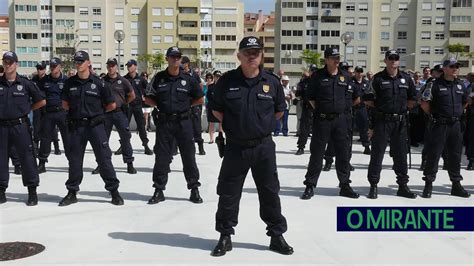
[205,71,223,143]
[274,75,292,136]
[140,72,153,131]
[421,67,431,85]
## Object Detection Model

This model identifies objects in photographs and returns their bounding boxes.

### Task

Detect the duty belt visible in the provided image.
[376,112,404,122]
[158,111,191,121]
[45,106,64,113]
[431,114,461,125]
[227,135,272,147]
[317,113,341,120]
[0,116,29,127]
[69,115,105,127]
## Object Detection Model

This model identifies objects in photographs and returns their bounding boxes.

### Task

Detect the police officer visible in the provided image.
[59,51,123,206]
[91,58,137,175]
[352,66,371,155]
[0,51,46,206]
[31,62,47,148]
[300,48,359,200]
[124,59,153,155]
[144,47,203,205]
[210,36,293,257]
[37,57,69,173]
[420,58,471,198]
[181,56,206,155]
[10,146,22,175]
[463,72,474,170]
[295,65,316,155]
[364,49,417,199]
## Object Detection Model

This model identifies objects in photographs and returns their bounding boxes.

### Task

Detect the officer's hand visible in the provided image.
[368,129,374,140]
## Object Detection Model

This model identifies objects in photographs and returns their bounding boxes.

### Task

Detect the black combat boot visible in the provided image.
[189,188,203,203]
[363,146,371,155]
[144,144,153,155]
[53,140,61,155]
[114,146,123,155]
[323,159,333,171]
[59,190,78,206]
[211,235,232,257]
[91,166,100,175]
[37,161,46,174]
[467,161,474,171]
[295,148,304,155]
[0,188,6,204]
[198,141,206,155]
[396,184,417,199]
[148,188,165,204]
[367,184,378,199]
[300,185,314,200]
[451,181,471,198]
[26,186,38,206]
[339,184,359,198]
[110,190,124,205]
[421,181,432,198]
[14,165,22,175]
[269,235,294,255]
[127,163,137,174]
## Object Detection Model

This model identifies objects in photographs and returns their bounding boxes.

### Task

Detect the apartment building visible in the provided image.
[244,11,276,71]
[0,16,9,56]
[275,0,474,80]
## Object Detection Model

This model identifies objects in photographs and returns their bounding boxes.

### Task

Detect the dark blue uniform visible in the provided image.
[0,74,44,190]
[103,74,134,165]
[365,69,416,185]
[146,69,202,191]
[31,74,45,145]
[187,69,205,154]
[61,74,120,192]
[211,67,288,237]
[37,73,69,165]
[352,78,371,148]
[124,72,150,147]
[296,76,313,151]
[463,80,474,169]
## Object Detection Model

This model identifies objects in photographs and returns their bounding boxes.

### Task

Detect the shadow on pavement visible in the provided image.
[80,191,190,202]
[5,192,110,204]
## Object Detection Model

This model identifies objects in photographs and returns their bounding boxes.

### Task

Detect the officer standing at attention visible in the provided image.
[352,66,371,155]
[144,47,204,205]
[463,72,474,170]
[59,51,124,206]
[210,36,293,257]
[419,58,471,198]
[0,51,45,206]
[91,58,137,175]
[295,66,316,155]
[124,59,153,155]
[300,48,359,200]
[364,49,417,199]
[37,57,69,173]
[31,62,47,149]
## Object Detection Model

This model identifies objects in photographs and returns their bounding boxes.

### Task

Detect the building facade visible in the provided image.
[0,16,9,57]
[244,11,276,71]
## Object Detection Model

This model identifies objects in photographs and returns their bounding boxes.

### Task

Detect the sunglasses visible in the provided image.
[448,65,460,69]
[387,56,400,61]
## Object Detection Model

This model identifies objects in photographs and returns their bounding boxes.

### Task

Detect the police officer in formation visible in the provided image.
[59,51,123,206]
[301,47,359,200]
[364,49,417,199]
[124,59,153,155]
[465,72,474,170]
[91,57,137,175]
[352,66,371,155]
[0,51,45,206]
[210,36,293,257]
[31,62,47,148]
[37,57,69,174]
[420,58,471,198]
[295,65,316,155]
[144,47,203,205]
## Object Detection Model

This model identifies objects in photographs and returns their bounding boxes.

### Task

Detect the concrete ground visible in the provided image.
[1,115,473,265]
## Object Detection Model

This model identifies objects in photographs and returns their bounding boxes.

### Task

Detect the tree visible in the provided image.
[55,24,81,73]
[137,52,165,75]
[300,49,322,68]
[447,43,468,59]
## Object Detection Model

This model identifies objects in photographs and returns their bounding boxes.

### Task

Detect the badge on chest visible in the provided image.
[263,84,270,93]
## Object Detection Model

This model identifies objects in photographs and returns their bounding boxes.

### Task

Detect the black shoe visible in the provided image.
[189,188,203,203]
[339,184,359,198]
[419,160,426,171]
[421,181,432,198]
[363,146,371,155]
[144,145,153,155]
[451,182,471,198]
[295,148,304,155]
[148,189,165,204]
[211,235,232,257]
[323,160,333,171]
[0,189,6,204]
[53,141,61,155]
[198,142,206,155]
[110,190,124,205]
[300,186,314,200]
[114,146,123,155]
[269,235,294,255]
[59,191,78,206]
[91,166,100,175]
[37,162,46,174]
[349,164,355,171]
[397,184,417,199]
[127,163,137,174]
[367,184,378,199]
[467,161,474,171]
[26,186,38,206]
[14,165,22,175]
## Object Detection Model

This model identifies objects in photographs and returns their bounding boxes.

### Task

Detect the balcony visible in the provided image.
[306,7,318,14]
[178,13,200,22]
[178,27,199,35]
[177,40,199,48]
[178,0,199,7]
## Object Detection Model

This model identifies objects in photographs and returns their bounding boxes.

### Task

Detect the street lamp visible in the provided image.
[340,32,353,63]
[114,30,125,72]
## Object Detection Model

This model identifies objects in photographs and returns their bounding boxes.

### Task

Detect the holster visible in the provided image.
[215,132,225,158]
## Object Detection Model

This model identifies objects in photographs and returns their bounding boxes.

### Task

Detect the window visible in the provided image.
[381,4,390,12]
[92,8,101,15]
[41,32,53,38]
[346,3,355,11]
[15,5,38,12]
[420,47,431,54]
[152,35,161,43]
[421,32,431,40]
[282,16,303,22]
[131,8,140,15]
[92,22,102,29]
[358,32,367,40]
[79,21,88,29]
[381,32,390,40]
[357,60,367,68]
[164,8,173,16]
[420,61,430,68]
[164,35,173,43]
[358,17,368,25]
[381,18,390,26]
[152,22,161,29]
[398,3,408,10]
[131,35,138,43]
[398,31,407,39]
[380,46,389,54]
[15,19,38,26]
[164,22,173,30]
[201,34,212,41]
[452,0,472,7]
[435,17,445,24]
[131,21,138,29]
[307,30,318,36]
[79,35,89,43]
[397,47,407,54]
[152,8,161,16]
[435,2,446,9]
[293,30,303,36]
[320,44,340,51]
[16,33,38,40]
[451,16,471,23]
[434,47,444,54]
[201,21,212,27]
[422,17,431,25]
[435,32,445,39]
[358,3,368,11]
[131,49,138,57]
[114,22,123,30]
[450,31,471,38]
[357,46,367,54]
[92,35,101,43]
[115,8,124,16]
[345,17,355,25]
[398,17,408,25]
[320,30,339,37]
[16,47,38,54]
[215,21,237,27]
[346,46,354,54]
[282,2,304,8]
[422,3,432,10]
[56,33,74,40]
[79,7,88,15]
[92,49,101,57]
[56,19,74,27]
[307,1,318,8]
[92,63,102,71]
[215,35,237,41]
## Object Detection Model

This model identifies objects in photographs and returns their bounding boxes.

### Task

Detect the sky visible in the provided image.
[0,0,6,15]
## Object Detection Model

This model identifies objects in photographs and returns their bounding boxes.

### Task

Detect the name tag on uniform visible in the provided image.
[85,90,98,96]
[158,84,167,87]
[176,88,188,93]
[439,87,447,91]
[455,90,463,94]
[322,79,329,82]
[382,81,390,85]
[70,87,77,91]
[0,87,4,91]
[229,87,240,91]
[338,82,347,86]
[13,92,25,96]
[257,93,272,100]
[399,85,408,88]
